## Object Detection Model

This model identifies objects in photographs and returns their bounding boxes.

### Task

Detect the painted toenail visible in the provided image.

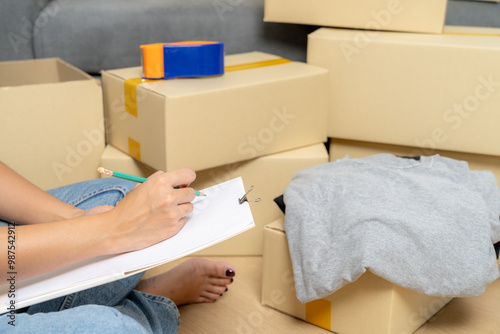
[225,269,235,277]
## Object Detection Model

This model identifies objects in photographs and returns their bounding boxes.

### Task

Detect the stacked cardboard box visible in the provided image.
[262,1,500,333]
[101,51,330,255]
[0,58,105,190]
[308,25,500,159]
[264,0,448,34]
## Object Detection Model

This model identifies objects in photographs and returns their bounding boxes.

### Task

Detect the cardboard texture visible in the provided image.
[98,143,329,255]
[102,51,328,172]
[262,218,452,334]
[308,26,500,157]
[329,138,500,186]
[264,0,447,34]
[0,58,104,190]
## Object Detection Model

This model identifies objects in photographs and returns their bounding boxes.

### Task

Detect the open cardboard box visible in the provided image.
[329,138,500,187]
[262,218,453,334]
[0,58,104,190]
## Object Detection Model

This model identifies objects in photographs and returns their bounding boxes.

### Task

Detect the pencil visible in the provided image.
[97,167,205,196]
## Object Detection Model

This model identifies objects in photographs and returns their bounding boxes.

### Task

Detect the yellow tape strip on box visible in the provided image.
[305,298,332,330]
[124,78,155,117]
[128,137,142,161]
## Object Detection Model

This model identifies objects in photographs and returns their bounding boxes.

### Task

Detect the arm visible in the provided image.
[0,162,84,225]
[1,168,196,281]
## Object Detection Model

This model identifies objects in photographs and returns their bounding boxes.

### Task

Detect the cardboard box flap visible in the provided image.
[265,217,285,233]
[0,58,93,87]
[267,143,328,161]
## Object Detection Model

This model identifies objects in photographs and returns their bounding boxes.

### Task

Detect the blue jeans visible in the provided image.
[0,178,180,333]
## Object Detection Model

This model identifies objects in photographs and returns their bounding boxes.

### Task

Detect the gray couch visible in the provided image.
[1,0,499,75]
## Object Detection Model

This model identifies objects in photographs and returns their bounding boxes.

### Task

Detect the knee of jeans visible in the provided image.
[100,178,138,194]
[72,178,138,210]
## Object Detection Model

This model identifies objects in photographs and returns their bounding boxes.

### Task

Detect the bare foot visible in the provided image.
[135,258,236,305]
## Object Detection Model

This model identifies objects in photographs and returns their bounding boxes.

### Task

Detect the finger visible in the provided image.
[173,187,197,204]
[168,168,196,188]
[175,201,194,218]
[161,202,193,223]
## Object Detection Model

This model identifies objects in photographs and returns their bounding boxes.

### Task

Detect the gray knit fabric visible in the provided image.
[283,154,500,303]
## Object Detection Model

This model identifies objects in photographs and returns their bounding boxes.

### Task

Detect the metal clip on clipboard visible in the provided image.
[239,185,261,205]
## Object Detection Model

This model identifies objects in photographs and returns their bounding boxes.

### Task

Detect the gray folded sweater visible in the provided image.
[283,154,500,303]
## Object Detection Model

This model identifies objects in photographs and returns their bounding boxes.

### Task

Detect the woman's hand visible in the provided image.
[102,168,197,254]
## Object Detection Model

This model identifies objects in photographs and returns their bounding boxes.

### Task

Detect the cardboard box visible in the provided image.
[262,218,452,334]
[0,58,104,190]
[102,51,328,172]
[99,143,329,255]
[307,26,500,157]
[329,138,500,186]
[264,0,448,34]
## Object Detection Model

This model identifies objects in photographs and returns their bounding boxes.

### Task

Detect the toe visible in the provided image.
[209,277,233,286]
[200,290,225,302]
[206,284,228,296]
[193,258,236,279]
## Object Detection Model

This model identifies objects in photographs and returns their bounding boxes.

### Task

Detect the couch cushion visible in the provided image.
[0,0,52,61]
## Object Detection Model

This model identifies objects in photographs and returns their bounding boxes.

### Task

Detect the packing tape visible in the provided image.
[141,41,225,80]
[124,78,155,117]
[124,56,291,161]
[305,299,332,330]
[225,58,291,72]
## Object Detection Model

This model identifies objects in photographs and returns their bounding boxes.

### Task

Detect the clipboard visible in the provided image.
[0,177,255,313]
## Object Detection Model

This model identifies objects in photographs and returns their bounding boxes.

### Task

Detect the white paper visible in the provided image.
[0,177,254,312]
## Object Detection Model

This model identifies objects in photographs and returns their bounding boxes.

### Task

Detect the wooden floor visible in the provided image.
[145,256,500,334]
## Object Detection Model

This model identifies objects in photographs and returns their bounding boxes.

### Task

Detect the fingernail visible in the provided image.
[225,287,228,292]
[225,269,235,277]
